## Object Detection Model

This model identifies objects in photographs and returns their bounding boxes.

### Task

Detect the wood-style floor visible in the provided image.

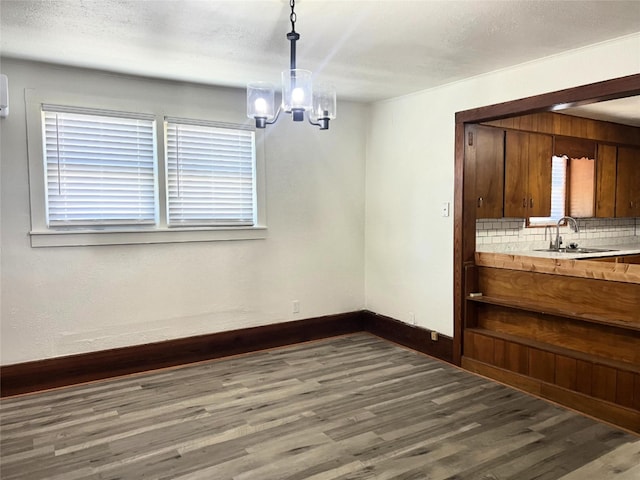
[1,333,639,480]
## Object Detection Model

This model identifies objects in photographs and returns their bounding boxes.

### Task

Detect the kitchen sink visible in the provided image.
[533,247,618,254]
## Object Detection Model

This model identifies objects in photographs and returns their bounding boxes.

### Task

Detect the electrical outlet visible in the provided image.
[409,312,416,325]
[431,331,439,341]
[292,300,300,314]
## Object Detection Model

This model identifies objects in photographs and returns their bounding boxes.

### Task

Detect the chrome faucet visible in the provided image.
[544,217,579,251]
[544,225,560,250]
[554,216,579,250]
[558,216,579,233]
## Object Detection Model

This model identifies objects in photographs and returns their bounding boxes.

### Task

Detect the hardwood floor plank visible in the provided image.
[1,333,637,480]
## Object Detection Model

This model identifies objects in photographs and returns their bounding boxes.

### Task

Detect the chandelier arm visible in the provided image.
[308,116,330,130]
[265,105,282,125]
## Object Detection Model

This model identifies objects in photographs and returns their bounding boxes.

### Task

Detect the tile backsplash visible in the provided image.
[476,217,638,251]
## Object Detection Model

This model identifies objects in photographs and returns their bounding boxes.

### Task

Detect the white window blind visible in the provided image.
[43,107,156,226]
[166,119,255,226]
[530,155,567,226]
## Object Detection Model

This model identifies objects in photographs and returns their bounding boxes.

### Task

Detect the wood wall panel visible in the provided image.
[493,338,506,369]
[462,356,640,433]
[482,112,640,146]
[473,333,495,365]
[575,360,593,396]
[505,342,529,375]
[529,349,555,383]
[616,370,636,409]
[477,305,640,366]
[555,355,577,391]
[634,374,640,411]
[478,267,640,324]
[592,364,618,403]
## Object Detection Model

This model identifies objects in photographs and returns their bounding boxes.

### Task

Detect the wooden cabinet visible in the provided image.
[595,144,618,218]
[473,126,504,218]
[616,146,640,217]
[504,131,552,218]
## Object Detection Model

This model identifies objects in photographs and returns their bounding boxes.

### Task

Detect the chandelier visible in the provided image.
[246,0,336,130]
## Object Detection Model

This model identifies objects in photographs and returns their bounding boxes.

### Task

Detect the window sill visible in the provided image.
[29,226,268,247]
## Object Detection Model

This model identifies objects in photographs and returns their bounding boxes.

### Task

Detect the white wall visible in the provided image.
[365,34,640,337]
[0,59,367,364]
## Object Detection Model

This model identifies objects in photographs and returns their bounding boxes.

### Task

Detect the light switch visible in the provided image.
[441,202,450,217]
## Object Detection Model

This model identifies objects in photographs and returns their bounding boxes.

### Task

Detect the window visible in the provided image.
[26,93,266,247]
[42,107,157,226]
[165,119,255,226]
[529,155,567,226]
[528,154,596,227]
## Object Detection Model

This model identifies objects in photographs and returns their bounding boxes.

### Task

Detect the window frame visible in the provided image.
[25,89,266,247]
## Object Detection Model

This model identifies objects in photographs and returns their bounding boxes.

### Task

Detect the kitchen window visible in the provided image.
[26,97,266,247]
[529,155,567,226]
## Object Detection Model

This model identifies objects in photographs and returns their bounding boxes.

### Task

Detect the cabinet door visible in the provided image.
[615,147,640,217]
[595,144,617,218]
[504,131,529,218]
[475,126,504,218]
[527,133,553,217]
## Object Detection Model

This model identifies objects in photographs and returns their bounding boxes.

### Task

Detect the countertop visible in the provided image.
[477,240,640,260]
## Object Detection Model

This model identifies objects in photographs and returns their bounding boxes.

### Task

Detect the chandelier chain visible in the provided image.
[290,0,297,33]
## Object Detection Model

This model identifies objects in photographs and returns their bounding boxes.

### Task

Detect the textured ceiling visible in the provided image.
[1,0,639,105]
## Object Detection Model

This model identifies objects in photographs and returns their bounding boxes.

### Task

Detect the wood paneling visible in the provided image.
[462,356,640,433]
[476,305,640,366]
[475,251,640,284]
[555,355,577,391]
[592,364,618,403]
[477,266,640,325]
[505,342,528,375]
[529,348,555,383]
[464,326,640,431]
[482,111,640,146]
[616,370,636,408]
[576,360,593,396]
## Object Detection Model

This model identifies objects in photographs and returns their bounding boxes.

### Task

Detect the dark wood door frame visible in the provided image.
[452,73,640,365]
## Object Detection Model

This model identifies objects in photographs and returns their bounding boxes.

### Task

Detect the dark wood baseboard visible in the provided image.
[363,310,454,363]
[0,311,366,397]
[0,310,454,397]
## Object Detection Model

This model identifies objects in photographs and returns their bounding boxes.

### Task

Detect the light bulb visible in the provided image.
[291,87,305,106]
[254,97,268,116]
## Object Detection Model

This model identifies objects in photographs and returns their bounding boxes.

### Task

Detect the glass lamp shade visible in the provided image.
[311,83,337,121]
[282,69,312,116]
[247,82,276,122]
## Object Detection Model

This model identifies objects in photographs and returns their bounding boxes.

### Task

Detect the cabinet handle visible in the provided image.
[631,201,635,209]
[477,197,483,208]
[530,198,534,208]
[522,198,527,208]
